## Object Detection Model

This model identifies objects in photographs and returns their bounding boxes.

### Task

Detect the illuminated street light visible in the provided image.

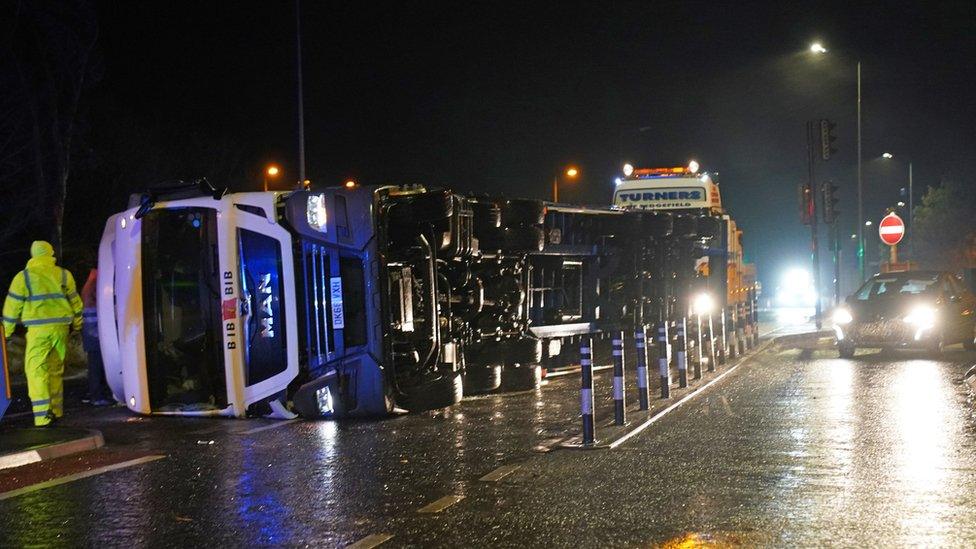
[850,234,857,239]
[897,201,906,207]
[622,163,634,177]
[553,166,580,202]
[807,40,863,281]
[882,152,893,159]
[865,220,873,226]
[264,164,281,191]
[687,160,700,173]
[344,180,357,188]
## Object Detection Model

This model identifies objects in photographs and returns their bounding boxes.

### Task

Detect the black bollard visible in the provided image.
[580,337,595,445]
[677,318,688,388]
[728,306,738,359]
[693,314,703,380]
[634,326,650,410]
[612,331,626,425]
[717,308,727,365]
[657,322,670,399]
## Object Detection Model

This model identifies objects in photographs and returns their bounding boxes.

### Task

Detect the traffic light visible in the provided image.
[820,119,837,161]
[821,181,839,223]
[799,184,814,225]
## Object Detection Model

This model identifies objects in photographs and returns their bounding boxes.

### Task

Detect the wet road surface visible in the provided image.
[3,332,976,546]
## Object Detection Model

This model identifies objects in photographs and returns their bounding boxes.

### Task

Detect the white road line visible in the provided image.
[479,464,521,482]
[0,454,166,501]
[346,533,394,549]
[607,340,773,449]
[239,420,299,435]
[417,494,465,514]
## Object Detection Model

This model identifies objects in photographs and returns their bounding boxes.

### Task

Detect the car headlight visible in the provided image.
[833,307,853,325]
[903,305,936,329]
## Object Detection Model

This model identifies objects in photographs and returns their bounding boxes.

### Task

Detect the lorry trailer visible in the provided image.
[98,164,754,418]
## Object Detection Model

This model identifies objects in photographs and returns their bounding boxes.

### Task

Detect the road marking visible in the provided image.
[605,340,774,450]
[346,533,393,549]
[479,464,520,482]
[417,494,465,513]
[0,454,166,501]
[239,419,299,435]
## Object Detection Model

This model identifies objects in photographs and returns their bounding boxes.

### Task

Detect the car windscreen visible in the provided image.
[854,275,939,301]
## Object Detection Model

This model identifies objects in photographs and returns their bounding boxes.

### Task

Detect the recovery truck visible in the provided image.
[98,164,752,419]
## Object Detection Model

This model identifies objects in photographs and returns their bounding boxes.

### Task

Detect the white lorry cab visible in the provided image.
[99,181,387,418]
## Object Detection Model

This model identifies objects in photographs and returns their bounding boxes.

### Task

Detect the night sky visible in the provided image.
[93,1,976,290]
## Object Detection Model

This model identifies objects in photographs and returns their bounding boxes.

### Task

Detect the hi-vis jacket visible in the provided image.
[3,255,83,335]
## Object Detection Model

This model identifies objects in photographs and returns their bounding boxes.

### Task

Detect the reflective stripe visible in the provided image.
[32,399,50,406]
[22,317,73,326]
[6,291,25,301]
[22,269,32,295]
[2,316,17,324]
[24,293,67,302]
[61,268,67,288]
[33,410,50,417]
[66,291,78,299]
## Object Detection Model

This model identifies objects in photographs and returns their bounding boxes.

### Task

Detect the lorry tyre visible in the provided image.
[462,364,503,395]
[389,190,453,227]
[697,216,722,239]
[501,199,545,226]
[838,343,855,359]
[502,364,542,391]
[397,371,463,412]
[644,213,673,238]
[672,214,698,238]
[506,338,543,365]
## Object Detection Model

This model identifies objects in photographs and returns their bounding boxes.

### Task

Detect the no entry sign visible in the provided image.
[878,213,905,246]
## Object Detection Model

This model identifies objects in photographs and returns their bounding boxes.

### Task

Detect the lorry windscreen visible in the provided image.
[141,208,226,410]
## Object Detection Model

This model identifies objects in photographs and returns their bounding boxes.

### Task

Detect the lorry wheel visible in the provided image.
[462,364,503,395]
[506,338,543,365]
[389,190,453,227]
[929,334,945,358]
[501,364,542,391]
[397,372,463,412]
[672,214,698,238]
[838,343,855,359]
[501,199,545,225]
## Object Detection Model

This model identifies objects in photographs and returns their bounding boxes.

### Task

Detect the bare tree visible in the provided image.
[0,0,99,254]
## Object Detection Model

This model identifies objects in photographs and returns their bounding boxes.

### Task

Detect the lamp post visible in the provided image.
[881,153,914,260]
[810,43,863,282]
[264,165,280,191]
[552,166,579,202]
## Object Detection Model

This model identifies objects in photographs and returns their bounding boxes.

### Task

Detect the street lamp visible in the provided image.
[264,164,281,191]
[552,166,579,202]
[809,41,863,282]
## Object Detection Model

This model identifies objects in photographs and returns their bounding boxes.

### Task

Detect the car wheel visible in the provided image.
[838,343,855,359]
[930,334,945,358]
[396,372,463,412]
[462,363,502,395]
[964,326,976,351]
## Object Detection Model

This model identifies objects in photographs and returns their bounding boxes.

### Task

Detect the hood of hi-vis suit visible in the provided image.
[30,240,55,259]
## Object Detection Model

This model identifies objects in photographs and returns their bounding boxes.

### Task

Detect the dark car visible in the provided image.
[833,270,976,358]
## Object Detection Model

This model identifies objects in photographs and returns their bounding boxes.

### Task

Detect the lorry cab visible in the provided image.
[98,185,387,418]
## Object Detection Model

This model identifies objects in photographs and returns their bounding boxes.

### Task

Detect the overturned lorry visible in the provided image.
[97,164,754,419]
